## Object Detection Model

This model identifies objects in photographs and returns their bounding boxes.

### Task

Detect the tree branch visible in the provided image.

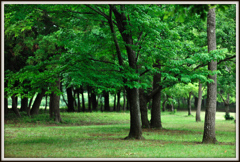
[85,4,110,21]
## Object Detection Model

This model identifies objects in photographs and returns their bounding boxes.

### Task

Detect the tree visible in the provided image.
[202,7,218,144]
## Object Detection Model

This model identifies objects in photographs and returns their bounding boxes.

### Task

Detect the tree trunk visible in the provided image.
[202,8,218,144]
[150,61,162,129]
[49,92,54,118]
[188,92,192,116]
[27,96,34,116]
[117,90,121,111]
[111,5,143,139]
[91,92,97,111]
[49,78,62,122]
[104,91,110,111]
[125,88,143,139]
[45,95,48,111]
[66,87,75,112]
[11,95,21,117]
[4,97,8,115]
[30,90,46,115]
[139,88,150,128]
[196,80,203,122]
[20,97,28,112]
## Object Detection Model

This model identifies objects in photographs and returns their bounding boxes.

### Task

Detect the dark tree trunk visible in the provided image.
[202,8,218,144]
[30,90,46,115]
[110,5,143,139]
[45,95,48,112]
[151,70,162,129]
[113,94,116,111]
[27,96,34,116]
[125,88,143,139]
[66,87,75,112]
[117,91,121,111]
[91,92,97,111]
[4,97,8,115]
[188,92,192,116]
[139,88,150,128]
[49,78,62,122]
[11,95,21,117]
[104,91,110,111]
[73,89,77,107]
[196,81,203,122]
[80,86,85,112]
[49,92,54,118]
[87,86,92,112]
[20,97,28,112]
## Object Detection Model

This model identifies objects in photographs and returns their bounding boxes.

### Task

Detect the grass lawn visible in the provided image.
[3,110,237,159]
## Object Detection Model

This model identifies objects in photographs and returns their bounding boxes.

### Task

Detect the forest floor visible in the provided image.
[3,110,237,159]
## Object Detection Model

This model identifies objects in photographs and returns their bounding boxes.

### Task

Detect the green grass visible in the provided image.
[4,110,237,158]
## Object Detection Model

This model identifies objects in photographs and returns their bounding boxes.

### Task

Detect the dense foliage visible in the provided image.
[4,3,236,140]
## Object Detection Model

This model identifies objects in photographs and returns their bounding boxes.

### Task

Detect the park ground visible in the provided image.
[3,110,237,159]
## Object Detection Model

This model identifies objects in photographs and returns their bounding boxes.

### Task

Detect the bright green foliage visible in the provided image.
[4,4,236,105]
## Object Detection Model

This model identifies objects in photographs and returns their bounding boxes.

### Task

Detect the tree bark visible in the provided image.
[104,91,110,111]
[30,90,46,115]
[196,80,203,122]
[202,8,218,144]
[11,95,21,117]
[125,88,143,139]
[117,90,121,111]
[4,96,8,115]
[151,60,162,129]
[91,92,97,111]
[139,88,150,128]
[20,97,28,112]
[49,78,62,122]
[45,95,48,111]
[66,87,75,112]
[110,5,143,139]
[27,96,33,116]
[188,92,192,116]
